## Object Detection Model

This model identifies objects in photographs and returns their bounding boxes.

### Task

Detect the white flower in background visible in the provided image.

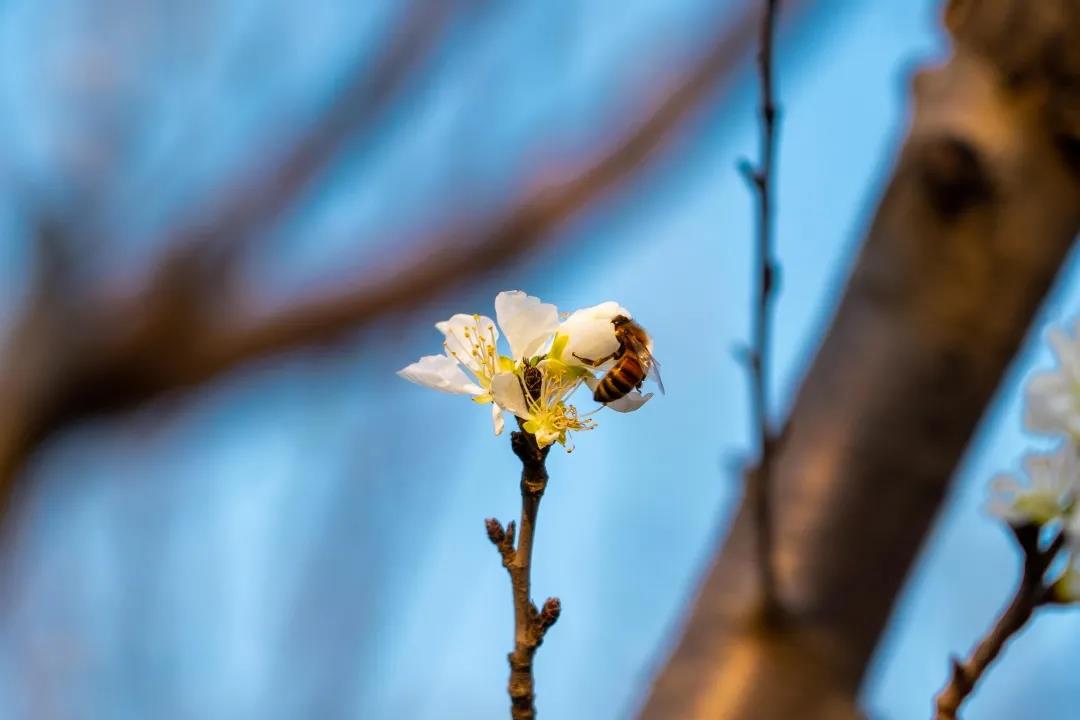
[1046,487,1080,604]
[988,446,1079,526]
[1054,559,1080,603]
[399,290,656,449]
[1026,320,1080,440]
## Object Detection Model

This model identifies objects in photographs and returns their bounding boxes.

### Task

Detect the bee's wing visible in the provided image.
[624,333,665,395]
[646,355,665,395]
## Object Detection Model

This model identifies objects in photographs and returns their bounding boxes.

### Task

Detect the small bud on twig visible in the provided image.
[485,517,506,545]
[538,597,562,633]
[737,158,765,189]
[949,657,969,692]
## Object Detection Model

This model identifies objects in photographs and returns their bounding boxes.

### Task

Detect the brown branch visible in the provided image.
[740,0,784,622]
[933,526,1065,720]
[640,0,1080,717]
[206,0,815,366]
[164,0,455,256]
[0,0,818,498]
[486,423,558,720]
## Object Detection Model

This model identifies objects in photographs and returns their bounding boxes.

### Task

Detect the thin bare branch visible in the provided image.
[934,526,1066,719]
[487,422,557,720]
[742,0,784,622]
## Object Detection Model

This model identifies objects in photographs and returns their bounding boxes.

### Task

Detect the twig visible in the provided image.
[933,525,1066,719]
[486,422,558,720]
[741,0,783,620]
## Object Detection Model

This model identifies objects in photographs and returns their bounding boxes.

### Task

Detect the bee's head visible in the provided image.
[611,314,632,328]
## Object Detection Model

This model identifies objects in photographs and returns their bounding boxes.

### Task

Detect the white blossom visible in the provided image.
[1055,561,1080,603]
[988,446,1078,526]
[583,374,653,413]
[1026,321,1080,440]
[552,301,631,370]
[1048,508,1080,603]
[396,354,484,396]
[399,311,512,434]
[495,291,560,362]
[398,290,657,448]
[491,359,595,450]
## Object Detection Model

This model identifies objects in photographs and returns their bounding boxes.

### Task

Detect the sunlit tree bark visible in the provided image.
[640,1,1080,717]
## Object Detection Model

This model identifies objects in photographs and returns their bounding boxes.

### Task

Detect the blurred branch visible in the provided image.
[0,0,814,499]
[739,0,783,622]
[210,0,815,365]
[933,525,1066,720]
[641,0,1080,717]
[165,0,456,255]
[486,422,559,720]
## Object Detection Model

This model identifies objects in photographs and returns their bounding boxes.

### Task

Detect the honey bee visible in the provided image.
[573,315,664,403]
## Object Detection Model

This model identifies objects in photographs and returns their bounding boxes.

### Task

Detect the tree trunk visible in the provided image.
[640,1,1080,717]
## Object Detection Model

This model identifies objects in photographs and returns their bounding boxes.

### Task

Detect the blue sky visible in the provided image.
[0,1,1078,719]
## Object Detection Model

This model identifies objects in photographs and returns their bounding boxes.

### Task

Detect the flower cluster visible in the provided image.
[398,291,653,450]
[990,320,1080,601]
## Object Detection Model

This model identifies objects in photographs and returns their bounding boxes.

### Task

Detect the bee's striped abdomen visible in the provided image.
[594,355,644,403]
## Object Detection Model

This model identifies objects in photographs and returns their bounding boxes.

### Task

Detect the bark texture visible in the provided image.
[640,1,1080,718]
[487,426,559,719]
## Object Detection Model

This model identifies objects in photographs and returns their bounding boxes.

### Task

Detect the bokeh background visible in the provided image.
[0,1,1077,718]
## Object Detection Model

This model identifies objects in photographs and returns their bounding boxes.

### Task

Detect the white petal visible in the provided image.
[558,301,631,368]
[989,474,1022,496]
[495,291,560,361]
[492,402,505,436]
[990,448,1079,526]
[437,314,499,374]
[987,498,1024,524]
[1026,372,1075,435]
[605,390,654,413]
[581,374,652,413]
[1050,327,1080,379]
[491,372,530,419]
[397,355,484,395]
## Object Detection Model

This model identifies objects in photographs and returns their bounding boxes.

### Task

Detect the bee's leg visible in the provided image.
[572,351,618,367]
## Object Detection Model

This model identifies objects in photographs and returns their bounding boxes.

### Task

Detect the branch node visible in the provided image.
[745,0,783,621]
[949,656,970,692]
[763,258,779,296]
[485,517,506,545]
[538,597,562,634]
[492,427,556,719]
[737,158,764,189]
